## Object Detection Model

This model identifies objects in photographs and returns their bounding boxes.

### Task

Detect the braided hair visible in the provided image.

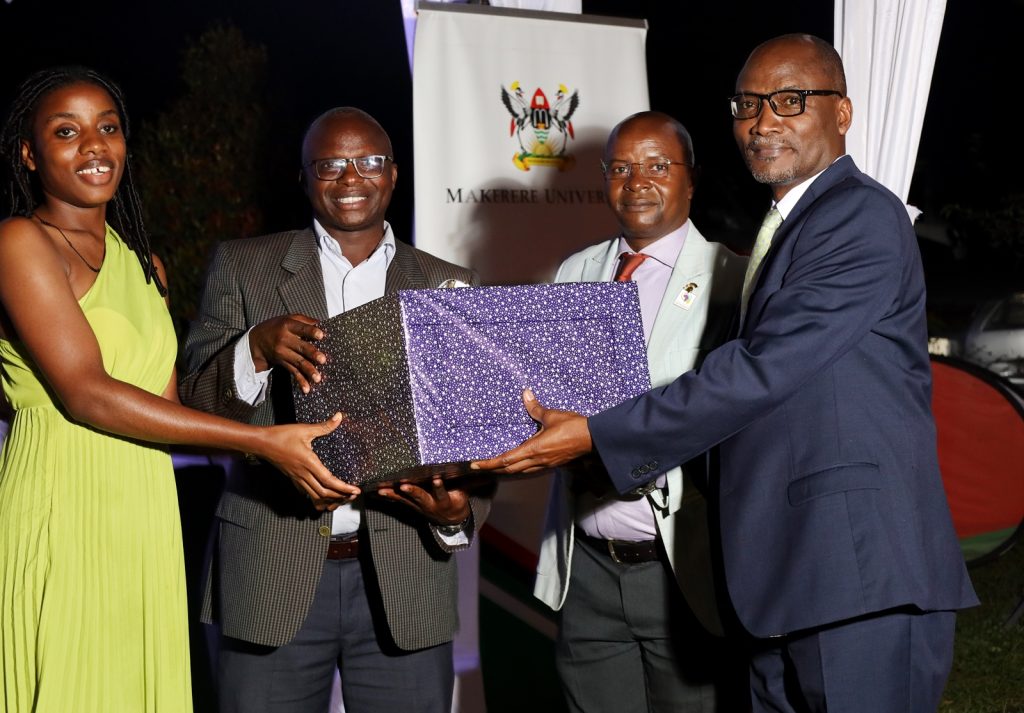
[0,66,164,294]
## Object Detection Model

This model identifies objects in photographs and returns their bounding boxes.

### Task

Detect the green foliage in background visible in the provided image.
[135,24,269,337]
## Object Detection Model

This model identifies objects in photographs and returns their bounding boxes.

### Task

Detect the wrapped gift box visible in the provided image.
[293,282,650,487]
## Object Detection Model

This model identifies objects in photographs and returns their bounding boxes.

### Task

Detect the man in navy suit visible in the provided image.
[475,34,977,712]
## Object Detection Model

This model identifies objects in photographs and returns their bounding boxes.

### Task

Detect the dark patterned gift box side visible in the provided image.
[291,295,423,485]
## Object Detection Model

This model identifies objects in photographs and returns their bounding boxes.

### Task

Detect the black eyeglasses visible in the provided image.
[729,89,843,119]
[600,159,692,181]
[303,155,393,180]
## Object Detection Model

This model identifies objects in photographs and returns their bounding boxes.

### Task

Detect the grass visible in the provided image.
[475,530,1024,713]
[942,541,1024,712]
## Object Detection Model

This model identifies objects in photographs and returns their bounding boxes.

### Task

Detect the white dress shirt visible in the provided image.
[774,160,838,220]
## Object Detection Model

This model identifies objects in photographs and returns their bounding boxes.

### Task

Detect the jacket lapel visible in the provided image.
[277,228,329,321]
[758,156,859,271]
[646,224,713,373]
[583,240,620,282]
[385,241,428,293]
[744,156,860,328]
[787,155,858,223]
[275,231,431,316]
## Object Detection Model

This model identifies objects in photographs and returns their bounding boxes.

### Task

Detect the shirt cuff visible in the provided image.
[434,514,472,546]
[436,528,470,547]
[233,329,271,405]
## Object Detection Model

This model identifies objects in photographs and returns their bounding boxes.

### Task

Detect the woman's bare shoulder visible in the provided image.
[0,215,51,245]
[0,216,62,274]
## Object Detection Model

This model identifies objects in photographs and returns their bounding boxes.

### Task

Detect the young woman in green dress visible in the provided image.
[0,66,359,713]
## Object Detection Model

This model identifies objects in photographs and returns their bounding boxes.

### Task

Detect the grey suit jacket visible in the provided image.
[180,228,492,650]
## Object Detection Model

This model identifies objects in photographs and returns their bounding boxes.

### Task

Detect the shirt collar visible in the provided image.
[773,155,846,220]
[615,219,690,269]
[313,219,396,267]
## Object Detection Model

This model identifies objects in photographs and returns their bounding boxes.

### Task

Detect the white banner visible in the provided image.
[413,3,649,284]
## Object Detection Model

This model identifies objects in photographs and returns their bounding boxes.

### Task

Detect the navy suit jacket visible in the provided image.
[589,157,977,638]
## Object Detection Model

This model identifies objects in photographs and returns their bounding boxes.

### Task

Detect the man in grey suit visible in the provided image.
[533,111,747,713]
[180,107,492,713]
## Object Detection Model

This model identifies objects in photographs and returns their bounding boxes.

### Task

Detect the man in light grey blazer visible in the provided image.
[180,107,492,713]
[533,112,747,713]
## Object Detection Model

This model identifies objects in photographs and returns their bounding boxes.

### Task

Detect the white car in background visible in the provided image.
[962,292,1024,388]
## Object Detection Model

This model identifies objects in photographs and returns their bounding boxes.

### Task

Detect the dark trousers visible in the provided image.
[556,535,747,713]
[218,557,454,713]
[749,608,956,713]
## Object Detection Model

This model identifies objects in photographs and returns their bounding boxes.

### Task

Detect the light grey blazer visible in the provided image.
[532,221,745,635]
[180,228,492,651]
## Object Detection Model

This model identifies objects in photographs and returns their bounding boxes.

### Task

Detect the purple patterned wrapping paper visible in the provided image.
[293,282,650,486]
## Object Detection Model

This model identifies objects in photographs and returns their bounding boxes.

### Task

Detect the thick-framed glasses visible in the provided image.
[303,155,393,180]
[601,159,692,181]
[729,89,843,119]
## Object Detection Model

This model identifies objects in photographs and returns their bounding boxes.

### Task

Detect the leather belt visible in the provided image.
[326,536,360,560]
[579,533,660,565]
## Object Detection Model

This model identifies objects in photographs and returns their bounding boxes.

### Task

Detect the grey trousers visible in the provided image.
[217,557,454,713]
[556,535,747,713]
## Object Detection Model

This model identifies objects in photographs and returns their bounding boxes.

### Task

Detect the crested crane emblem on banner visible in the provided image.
[500,82,579,171]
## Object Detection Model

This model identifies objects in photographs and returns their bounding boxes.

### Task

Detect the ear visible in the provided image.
[688,164,702,195]
[389,160,398,188]
[836,96,853,137]
[20,139,37,172]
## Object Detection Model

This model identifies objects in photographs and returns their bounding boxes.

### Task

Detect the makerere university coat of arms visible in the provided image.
[500,82,579,171]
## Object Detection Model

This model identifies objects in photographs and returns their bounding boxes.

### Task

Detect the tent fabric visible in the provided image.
[834,0,946,217]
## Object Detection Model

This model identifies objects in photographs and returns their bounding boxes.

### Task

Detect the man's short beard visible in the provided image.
[747,159,798,186]
[743,142,797,186]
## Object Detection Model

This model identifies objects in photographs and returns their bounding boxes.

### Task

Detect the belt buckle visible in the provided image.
[606,540,627,565]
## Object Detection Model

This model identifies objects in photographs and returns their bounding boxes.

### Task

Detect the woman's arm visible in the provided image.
[0,218,356,504]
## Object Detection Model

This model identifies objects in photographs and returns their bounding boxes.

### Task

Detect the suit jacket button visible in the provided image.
[650,460,658,469]
[222,387,234,400]
[631,468,642,479]
[318,525,331,537]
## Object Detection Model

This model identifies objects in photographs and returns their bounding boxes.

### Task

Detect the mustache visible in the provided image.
[745,137,791,151]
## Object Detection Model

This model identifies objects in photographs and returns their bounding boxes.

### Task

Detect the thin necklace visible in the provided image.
[33,214,105,273]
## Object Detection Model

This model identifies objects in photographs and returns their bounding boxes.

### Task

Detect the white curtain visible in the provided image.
[834,0,947,220]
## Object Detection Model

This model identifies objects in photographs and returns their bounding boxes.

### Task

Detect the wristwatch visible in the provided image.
[435,515,471,537]
[628,480,660,498]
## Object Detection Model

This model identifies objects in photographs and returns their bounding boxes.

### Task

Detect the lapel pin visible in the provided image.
[673,282,700,310]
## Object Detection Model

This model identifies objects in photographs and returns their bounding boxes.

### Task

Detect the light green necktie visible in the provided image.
[740,207,783,323]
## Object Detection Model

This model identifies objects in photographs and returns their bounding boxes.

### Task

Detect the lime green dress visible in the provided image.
[0,226,192,712]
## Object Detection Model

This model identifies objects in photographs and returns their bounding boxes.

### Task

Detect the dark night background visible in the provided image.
[1,0,1021,329]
